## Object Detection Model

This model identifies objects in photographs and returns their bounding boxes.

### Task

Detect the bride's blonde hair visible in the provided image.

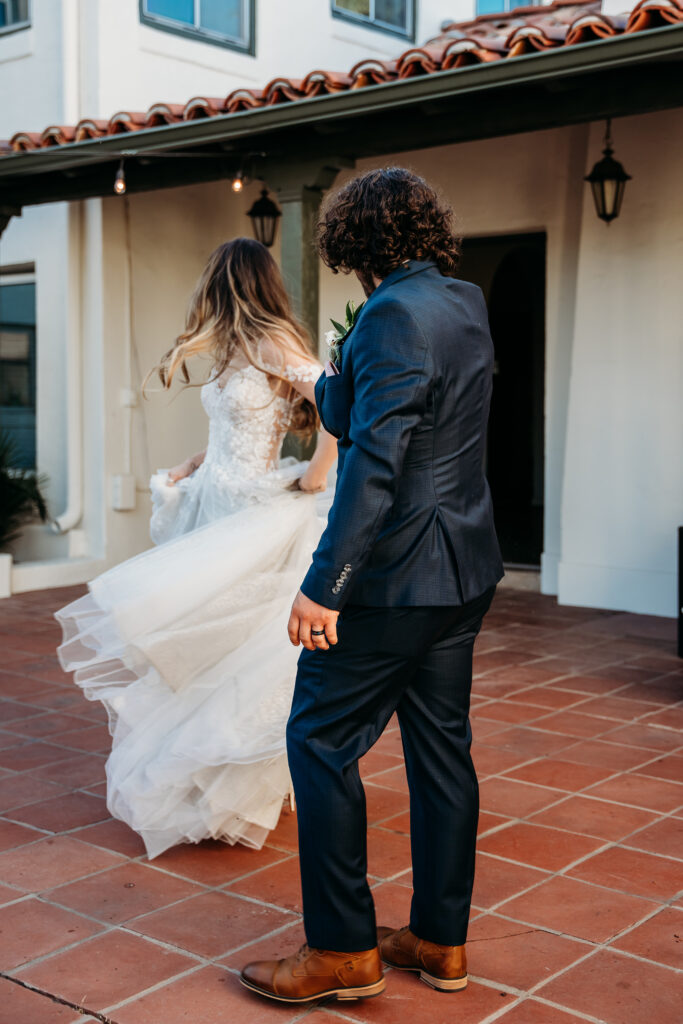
[148,237,318,438]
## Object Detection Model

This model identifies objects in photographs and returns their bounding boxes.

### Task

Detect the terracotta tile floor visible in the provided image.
[0,585,681,1024]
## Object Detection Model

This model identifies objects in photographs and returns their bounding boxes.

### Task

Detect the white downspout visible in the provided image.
[53,0,84,535]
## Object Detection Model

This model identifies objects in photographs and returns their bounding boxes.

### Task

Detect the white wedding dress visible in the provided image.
[56,355,328,859]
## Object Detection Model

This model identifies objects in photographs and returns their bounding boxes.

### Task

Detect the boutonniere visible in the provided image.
[325,300,365,369]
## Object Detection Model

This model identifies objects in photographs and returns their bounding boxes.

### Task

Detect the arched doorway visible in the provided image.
[459,233,546,567]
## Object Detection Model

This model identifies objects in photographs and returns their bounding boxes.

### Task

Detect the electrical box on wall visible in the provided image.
[111,474,137,511]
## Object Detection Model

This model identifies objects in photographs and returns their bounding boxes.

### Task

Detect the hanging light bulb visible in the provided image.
[231,170,244,193]
[114,160,126,196]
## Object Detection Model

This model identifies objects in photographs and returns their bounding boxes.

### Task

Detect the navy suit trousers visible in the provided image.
[286,586,495,952]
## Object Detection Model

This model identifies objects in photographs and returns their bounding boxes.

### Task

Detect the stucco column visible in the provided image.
[263,158,353,353]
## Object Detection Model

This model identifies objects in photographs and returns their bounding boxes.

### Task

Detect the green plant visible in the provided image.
[0,430,48,552]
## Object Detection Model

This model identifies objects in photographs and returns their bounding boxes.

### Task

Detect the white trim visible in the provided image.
[558,560,677,619]
[10,555,106,594]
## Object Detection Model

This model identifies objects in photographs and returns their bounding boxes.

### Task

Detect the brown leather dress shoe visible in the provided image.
[240,943,386,1004]
[377,925,467,992]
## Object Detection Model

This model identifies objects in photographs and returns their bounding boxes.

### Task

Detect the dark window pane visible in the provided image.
[375,0,407,28]
[145,0,195,25]
[510,0,529,7]
[200,0,243,39]
[0,0,29,27]
[0,284,36,468]
[336,0,371,16]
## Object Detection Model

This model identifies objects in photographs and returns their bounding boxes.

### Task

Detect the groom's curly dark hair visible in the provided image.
[316,167,461,289]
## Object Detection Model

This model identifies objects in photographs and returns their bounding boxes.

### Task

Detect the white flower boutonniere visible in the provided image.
[326,300,365,369]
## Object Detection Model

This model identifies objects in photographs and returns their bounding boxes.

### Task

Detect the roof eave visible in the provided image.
[1,24,682,190]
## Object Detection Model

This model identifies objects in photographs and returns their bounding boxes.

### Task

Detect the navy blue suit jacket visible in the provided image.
[300,259,504,611]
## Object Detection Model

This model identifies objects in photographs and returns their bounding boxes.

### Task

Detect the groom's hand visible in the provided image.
[288,590,339,651]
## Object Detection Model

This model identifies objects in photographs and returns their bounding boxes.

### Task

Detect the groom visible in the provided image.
[241,168,503,1003]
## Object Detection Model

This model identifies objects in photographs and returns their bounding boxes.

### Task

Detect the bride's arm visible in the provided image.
[281,358,337,494]
[168,449,206,485]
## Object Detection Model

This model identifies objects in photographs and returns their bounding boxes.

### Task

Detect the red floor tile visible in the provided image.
[0,896,103,969]
[0,817,44,852]
[505,686,588,709]
[0,977,77,1023]
[367,827,413,879]
[495,999,590,1023]
[220,919,306,968]
[47,861,205,923]
[610,906,683,969]
[642,705,683,730]
[0,835,122,891]
[13,711,91,739]
[636,754,683,784]
[477,822,604,872]
[29,751,106,789]
[0,672,57,699]
[366,763,408,794]
[227,855,303,912]
[375,809,411,835]
[155,837,289,886]
[16,930,195,1010]
[265,805,300,853]
[538,948,683,1024]
[360,748,403,777]
[0,700,44,723]
[0,773,68,813]
[471,853,550,910]
[568,845,683,901]
[535,709,618,739]
[370,879,413,929]
[48,723,111,753]
[622,815,683,859]
[498,874,657,942]
[478,777,563,818]
[466,912,587,989]
[583,772,683,812]
[130,889,293,958]
[365,782,411,824]
[472,745,531,778]
[578,694,663,721]
[557,739,656,772]
[342,968,514,1023]
[605,722,683,753]
[530,795,658,841]
[70,818,147,858]
[115,966,300,1024]
[481,726,577,759]
[8,792,109,832]
[0,741,73,772]
[503,758,615,792]
[474,700,549,725]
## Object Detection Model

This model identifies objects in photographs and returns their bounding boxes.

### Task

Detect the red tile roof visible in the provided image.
[3,0,682,155]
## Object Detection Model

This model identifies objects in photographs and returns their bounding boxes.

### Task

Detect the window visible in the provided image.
[0,278,36,469]
[0,0,30,34]
[332,1,414,40]
[140,0,254,53]
[475,0,530,15]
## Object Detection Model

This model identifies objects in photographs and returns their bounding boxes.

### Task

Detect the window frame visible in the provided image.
[331,0,416,42]
[0,270,37,471]
[139,0,255,55]
[0,0,31,37]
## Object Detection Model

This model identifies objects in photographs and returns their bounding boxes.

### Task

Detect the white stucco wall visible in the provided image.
[558,110,683,617]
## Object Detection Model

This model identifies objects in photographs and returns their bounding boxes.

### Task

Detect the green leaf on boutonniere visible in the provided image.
[330,318,346,336]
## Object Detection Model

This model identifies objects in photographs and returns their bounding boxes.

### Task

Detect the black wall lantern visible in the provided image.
[585,119,631,225]
[247,188,282,248]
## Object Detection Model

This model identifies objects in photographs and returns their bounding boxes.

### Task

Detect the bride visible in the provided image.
[56,238,336,859]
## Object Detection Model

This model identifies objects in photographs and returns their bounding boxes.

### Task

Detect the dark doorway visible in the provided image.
[459,233,546,567]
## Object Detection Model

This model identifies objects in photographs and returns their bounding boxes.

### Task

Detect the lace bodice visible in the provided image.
[201,360,320,483]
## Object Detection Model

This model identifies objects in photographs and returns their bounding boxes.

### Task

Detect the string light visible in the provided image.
[231,170,244,193]
[114,161,126,195]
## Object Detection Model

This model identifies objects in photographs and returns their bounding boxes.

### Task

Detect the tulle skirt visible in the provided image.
[56,477,326,859]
